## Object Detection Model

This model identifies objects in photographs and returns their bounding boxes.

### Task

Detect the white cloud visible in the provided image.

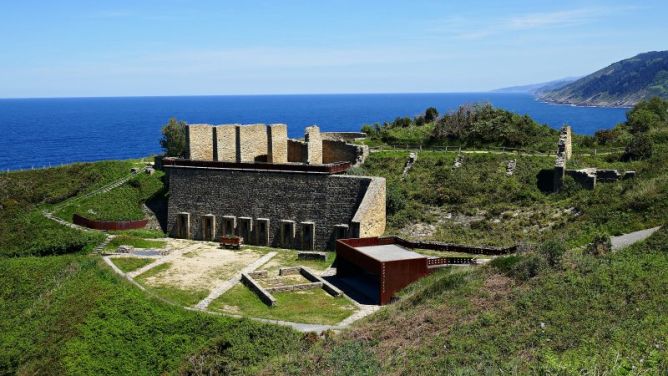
[431,6,637,40]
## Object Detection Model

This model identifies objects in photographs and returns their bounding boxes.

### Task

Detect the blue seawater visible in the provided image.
[0,93,627,171]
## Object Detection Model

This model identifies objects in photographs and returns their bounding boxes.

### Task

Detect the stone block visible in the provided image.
[187,125,214,160]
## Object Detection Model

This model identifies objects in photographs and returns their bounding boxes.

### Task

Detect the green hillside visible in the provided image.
[540,51,668,107]
[1,99,667,374]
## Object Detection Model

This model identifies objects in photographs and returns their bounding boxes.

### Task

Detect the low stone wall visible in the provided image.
[279,266,301,276]
[265,282,323,292]
[566,169,597,190]
[300,267,343,297]
[73,214,148,231]
[241,272,277,306]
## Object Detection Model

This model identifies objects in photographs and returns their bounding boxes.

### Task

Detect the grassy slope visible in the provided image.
[55,170,165,222]
[358,148,666,248]
[267,227,668,375]
[0,255,303,375]
[0,161,135,256]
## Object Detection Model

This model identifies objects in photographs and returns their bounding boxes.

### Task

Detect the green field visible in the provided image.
[210,284,357,325]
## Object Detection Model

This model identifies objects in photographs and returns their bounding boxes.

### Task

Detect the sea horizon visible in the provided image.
[0,92,627,171]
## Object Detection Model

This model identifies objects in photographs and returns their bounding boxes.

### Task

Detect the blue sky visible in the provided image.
[1,0,666,98]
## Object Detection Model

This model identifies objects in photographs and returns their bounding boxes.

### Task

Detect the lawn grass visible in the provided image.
[103,235,166,252]
[211,284,357,325]
[0,255,303,375]
[55,171,165,222]
[110,257,154,273]
[133,263,209,307]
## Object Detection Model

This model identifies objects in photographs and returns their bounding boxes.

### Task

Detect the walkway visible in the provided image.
[611,226,662,251]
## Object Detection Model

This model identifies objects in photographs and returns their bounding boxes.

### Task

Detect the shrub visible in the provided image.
[586,233,612,256]
[386,184,406,215]
[623,134,654,161]
[539,240,566,267]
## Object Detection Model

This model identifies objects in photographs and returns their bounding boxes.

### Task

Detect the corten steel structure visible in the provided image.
[336,237,476,305]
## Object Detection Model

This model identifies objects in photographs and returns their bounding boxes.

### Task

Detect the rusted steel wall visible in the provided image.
[381,259,430,305]
[72,214,148,231]
[426,257,474,266]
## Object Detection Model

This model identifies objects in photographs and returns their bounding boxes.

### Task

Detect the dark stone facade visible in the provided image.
[166,165,372,250]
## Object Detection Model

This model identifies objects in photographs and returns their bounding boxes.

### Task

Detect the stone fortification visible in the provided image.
[186,123,364,166]
[166,165,386,250]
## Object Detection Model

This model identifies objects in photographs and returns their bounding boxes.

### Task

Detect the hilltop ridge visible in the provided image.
[539,51,668,107]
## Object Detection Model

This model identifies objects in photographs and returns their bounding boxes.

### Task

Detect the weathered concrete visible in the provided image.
[241,272,277,306]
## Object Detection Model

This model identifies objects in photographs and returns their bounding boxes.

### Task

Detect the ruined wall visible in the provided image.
[186,125,214,160]
[566,169,597,190]
[288,139,307,163]
[214,125,238,162]
[305,126,323,164]
[268,124,288,163]
[237,124,269,162]
[351,177,386,238]
[322,140,368,166]
[166,166,380,250]
[321,132,367,142]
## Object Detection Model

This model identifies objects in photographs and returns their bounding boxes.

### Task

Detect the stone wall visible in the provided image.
[166,165,385,250]
[186,125,214,160]
[267,124,288,163]
[566,169,597,190]
[305,126,323,164]
[214,125,238,162]
[237,124,269,162]
[287,139,307,163]
[322,140,368,166]
[351,177,386,238]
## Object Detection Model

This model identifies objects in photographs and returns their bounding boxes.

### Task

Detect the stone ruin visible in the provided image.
[551,126,635,192]
[186,123,368,167]
[165,123,386,251]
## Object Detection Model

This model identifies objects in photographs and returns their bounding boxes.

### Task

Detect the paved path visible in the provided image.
[194,252,277,310]
[611,226,662,251]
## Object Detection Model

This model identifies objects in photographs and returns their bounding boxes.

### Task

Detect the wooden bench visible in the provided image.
[219,236,243,249]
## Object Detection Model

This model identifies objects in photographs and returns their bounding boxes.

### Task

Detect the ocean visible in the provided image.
[0,93,627,171]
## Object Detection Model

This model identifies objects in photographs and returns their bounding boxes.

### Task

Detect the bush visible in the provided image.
[623,134,654,161]
[586,233,612,256]
[539,240,566,267]
[386,184,407,215]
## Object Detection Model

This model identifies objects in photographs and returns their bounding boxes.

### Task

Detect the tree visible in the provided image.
[424,107,439,123]
[160,118,187,157]
[623,133,653,161]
